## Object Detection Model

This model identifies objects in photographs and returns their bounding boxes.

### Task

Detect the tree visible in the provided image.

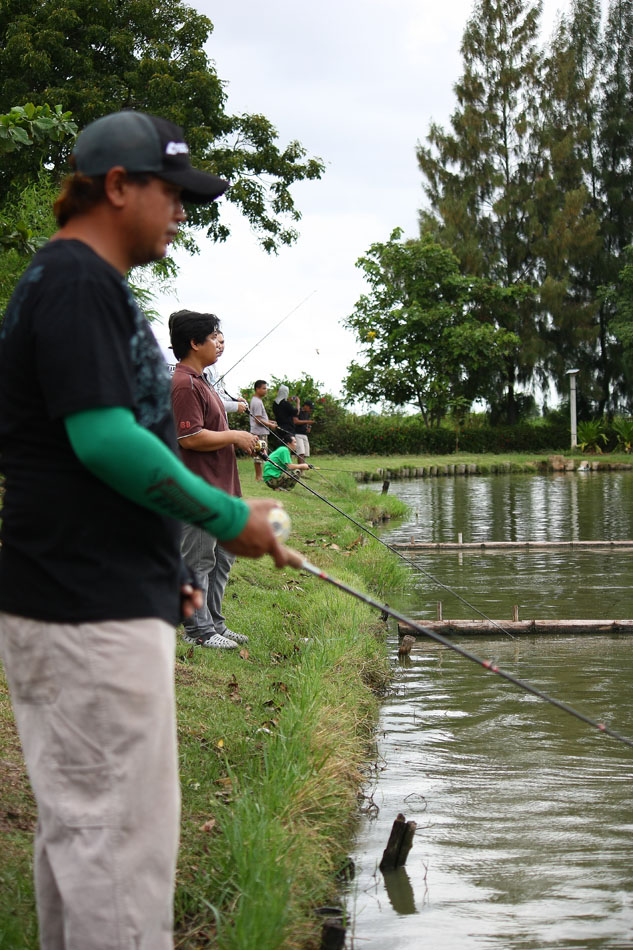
[342,230,522,426]
[599,246,633,404]
[417,0,546,422]
[0,103,77,312]
[0,103,76,254]
[0,0,324,252]
[537,0,603,403]
[593,0,633,410]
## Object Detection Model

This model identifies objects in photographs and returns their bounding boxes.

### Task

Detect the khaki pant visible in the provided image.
[0,613,179,950]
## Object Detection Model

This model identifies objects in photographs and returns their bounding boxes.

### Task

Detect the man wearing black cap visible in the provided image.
[0,110,290,950]
[295,399,315,463]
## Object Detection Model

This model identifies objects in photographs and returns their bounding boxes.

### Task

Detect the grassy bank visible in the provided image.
[0,468,408,950]
[309,450,633,480]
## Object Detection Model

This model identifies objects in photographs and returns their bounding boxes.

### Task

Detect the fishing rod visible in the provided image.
[215,290,317,383]
[278,544,633,752]
[259,449,519,640]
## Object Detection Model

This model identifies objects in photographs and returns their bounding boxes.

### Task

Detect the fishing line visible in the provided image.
[261,451,519,640]
[215,290,317,383]
[220,381,518,640]
[283,550,633,752]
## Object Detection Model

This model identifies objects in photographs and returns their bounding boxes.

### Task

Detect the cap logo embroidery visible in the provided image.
[165,141,189,156]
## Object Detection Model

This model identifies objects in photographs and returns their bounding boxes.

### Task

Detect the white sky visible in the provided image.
[150,0,598,405]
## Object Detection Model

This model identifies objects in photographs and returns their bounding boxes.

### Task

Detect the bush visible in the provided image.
[311,412,570,455]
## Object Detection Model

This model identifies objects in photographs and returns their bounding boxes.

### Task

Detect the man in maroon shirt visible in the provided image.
[170,310,259,648]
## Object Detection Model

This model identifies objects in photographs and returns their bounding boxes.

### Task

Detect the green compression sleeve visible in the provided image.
[64,406,249,543]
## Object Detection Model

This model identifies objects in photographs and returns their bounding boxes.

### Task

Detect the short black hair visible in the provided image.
[169,310,220,360]
[254,379,267,390]
[302,399,314,408]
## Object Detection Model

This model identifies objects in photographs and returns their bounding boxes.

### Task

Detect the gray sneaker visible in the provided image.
[221,628,249,645]
[184,632,238,649]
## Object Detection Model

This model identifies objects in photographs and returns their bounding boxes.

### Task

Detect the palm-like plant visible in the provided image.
[577,419,608,453]
[612,417,633,454]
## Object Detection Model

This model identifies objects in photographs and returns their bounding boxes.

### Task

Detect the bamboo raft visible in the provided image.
[393,539,633,552]
[398,619,633,637]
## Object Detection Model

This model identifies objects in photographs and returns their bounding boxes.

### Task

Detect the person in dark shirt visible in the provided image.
[0,110,291,950]
[294,399,314,462]
[272,384,299,443]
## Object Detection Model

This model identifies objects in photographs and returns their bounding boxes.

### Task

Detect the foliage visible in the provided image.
[0,103,76,257]
[342,230,523,424]
[577,418,608,453]
[417,0,633,416]
[0,171,61,313]
[611,416,633,454]
[0,0,324,253]
[599,245,633,396]
[417,0,545,422]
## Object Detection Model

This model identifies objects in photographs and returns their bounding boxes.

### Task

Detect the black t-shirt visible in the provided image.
[298,409,312,433]
[273,399,297,437]
[0,239,182,625]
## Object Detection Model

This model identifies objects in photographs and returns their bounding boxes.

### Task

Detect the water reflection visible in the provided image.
[352,474,633,949]
[372,472,633,620]
[376,471,633,543]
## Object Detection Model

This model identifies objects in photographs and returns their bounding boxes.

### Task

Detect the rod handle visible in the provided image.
[281,547,306,570]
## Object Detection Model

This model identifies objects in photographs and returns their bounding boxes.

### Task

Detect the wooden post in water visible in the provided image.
[513,605,519,622]
[320,920,345,950]
[379,813,417,871]
[437,601,443,620]
[458,532,463,544]
[381,479,390,494]
[398,635,415,656]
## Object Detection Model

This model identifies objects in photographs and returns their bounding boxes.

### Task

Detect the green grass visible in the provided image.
[0,462,409,950]
[309,450,633,479]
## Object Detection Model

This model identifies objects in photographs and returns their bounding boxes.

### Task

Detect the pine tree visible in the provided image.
[596,0,633,410]
[417,0,546,422]
[537,0,602,411]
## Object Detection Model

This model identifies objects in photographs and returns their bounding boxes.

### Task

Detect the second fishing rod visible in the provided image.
[256,446,521,640]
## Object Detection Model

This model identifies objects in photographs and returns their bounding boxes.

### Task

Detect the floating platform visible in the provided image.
[393,540,633,552]
[398,619,633,638]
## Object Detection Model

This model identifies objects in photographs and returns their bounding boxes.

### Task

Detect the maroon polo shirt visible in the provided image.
[171,363,241,497]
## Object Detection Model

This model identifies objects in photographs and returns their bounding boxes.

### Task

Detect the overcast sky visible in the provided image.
[151,0,600,405]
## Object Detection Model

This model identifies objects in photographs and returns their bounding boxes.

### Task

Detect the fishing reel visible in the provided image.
[268,507,291,542]
[253,438,270,461]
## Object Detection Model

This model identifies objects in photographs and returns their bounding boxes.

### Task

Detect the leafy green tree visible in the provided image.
[599,246,633,401]
[342,230,522,426]
[417,0,546,421]
[0,103,76,254]
[0,0,324,252]
[594,0,633,409]
[0,103,77,312]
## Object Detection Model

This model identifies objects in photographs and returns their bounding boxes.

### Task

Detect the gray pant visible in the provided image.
[0,613,179,950]
[181,524,236,640]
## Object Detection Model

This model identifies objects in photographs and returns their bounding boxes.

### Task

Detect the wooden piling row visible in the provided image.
[393,539,633,551]
[397,618,633,637]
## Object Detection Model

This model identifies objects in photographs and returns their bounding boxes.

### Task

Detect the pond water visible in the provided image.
[350,472,633,949]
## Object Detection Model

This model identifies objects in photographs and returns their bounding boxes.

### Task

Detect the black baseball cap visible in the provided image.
[71,111,229,204]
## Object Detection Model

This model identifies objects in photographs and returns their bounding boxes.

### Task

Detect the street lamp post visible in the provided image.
[566,369,579,448]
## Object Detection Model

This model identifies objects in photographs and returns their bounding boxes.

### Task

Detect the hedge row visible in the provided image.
[308,415,571,455]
